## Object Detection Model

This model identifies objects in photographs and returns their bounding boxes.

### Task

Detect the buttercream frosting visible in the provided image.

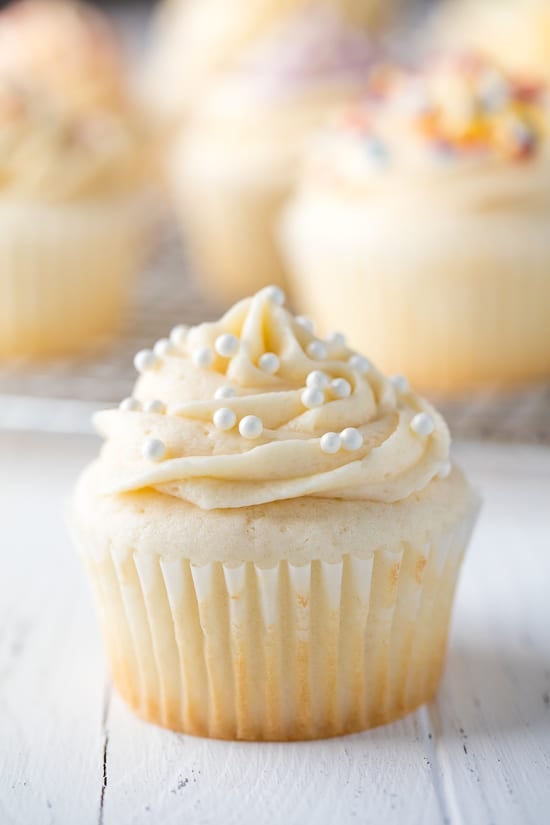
[94,288,451,510]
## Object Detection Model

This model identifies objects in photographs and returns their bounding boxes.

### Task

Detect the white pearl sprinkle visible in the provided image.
[215,333,239,358]
[327,331,346,347]
[296,316,315,333]
[391,375,410,393]
[438,460,452,479]
[340,427,364,451]
[192,347,214,369]
[307,341,328,360]
[119,397,140,412]
[134,349,159,374]
[170,325,188,347]
[143,399,165,414]
[214,385,236,400]
[349,354,372,375]
[306,370,330,390]
[320,432,341,454]
[239,415,263,439]
[259,352,280,374]
[154,338,173,358]
[410,412,435,437]
[260,285,285,306]
[142,438,166,462]
[301,387,325,409]
[330,378,352,399]
[213,407,237,431]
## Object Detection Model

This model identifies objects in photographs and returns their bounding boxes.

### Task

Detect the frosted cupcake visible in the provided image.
[145,0,393,122]
[73,285,478,741]
[431,0,550,82]
[282,57,550,393]
[0,0,156,359]
[170,7,376,303]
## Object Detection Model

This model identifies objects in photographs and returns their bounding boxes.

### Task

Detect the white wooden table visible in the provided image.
[1,433,549,825]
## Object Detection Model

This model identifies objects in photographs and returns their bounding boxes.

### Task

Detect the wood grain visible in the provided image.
[0,434,548,825]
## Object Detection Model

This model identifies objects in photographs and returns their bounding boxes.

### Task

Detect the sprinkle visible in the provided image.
[320,432,341,454]
[296,316,315,333]
[119,397,140,412]
[306,370,330,390]
[143,399,165,414]
[214,386,236,400]
[327,331,346,347]
[330,378,351,399]
[154,338,173,358]
[213,407,237,431]
[215,333,239,358]
[307,341,328,360]
[170,325,188,347]
[142,438,166,462]
[134,349,159,374]
[192,347,214,369]
[349,354,371,375]
[340,427,364,451]
[239,415,263,439]
[410,412,435,437]
[259,352,280,374]
[301,387,324,409]
[438,461,452,479]
[259,285,285,306]
[391,375,409,393]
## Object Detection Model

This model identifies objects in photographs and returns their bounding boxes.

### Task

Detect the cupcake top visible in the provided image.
[300,56,550,198]
[0,0,155,199]
[94,287,451,511]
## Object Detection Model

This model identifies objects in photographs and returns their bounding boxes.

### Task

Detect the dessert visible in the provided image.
[73,285,479,740]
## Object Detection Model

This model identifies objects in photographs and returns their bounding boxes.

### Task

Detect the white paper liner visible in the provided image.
[80,501,478,741]
[0,199,143,358]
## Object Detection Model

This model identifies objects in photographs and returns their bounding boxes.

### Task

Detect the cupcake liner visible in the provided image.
[0,198,144,359]
[282,198,550,392]
[79,502,478,741]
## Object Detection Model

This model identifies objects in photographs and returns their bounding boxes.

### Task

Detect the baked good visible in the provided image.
[73,285,479,740]
[0,0,156,359]
[282,56,550,392]
[170,6,375,303]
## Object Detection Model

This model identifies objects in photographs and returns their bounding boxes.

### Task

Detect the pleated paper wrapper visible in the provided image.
[79,502,478,741]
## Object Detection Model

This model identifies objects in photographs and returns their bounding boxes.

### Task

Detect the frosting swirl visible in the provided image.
[95,288,451,510]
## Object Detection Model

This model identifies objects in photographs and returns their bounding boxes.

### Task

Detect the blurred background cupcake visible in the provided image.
[281,55,550,393]
[430,0,550,82]
[166,5,380,304]
[0,0,157,360]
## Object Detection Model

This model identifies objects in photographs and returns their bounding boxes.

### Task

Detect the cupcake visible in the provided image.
[282,56,550,393]
[0,0,156,359]
[430,0,550,82]
[145,0,394,123]
[169,6,376,304]
[73,285,479,741]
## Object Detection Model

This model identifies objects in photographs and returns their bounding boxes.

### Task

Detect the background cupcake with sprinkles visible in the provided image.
[281,54,550,393]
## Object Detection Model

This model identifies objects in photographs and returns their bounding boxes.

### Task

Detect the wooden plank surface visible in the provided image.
[0,433,549,825]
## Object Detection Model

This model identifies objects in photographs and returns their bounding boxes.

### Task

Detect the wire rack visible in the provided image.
[0,218,549,443]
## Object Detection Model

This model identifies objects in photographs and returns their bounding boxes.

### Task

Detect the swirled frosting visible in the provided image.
[0,0,155,199]
[94,288,451,510]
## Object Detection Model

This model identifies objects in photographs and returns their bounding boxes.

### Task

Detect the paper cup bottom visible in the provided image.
[81,507,475,741]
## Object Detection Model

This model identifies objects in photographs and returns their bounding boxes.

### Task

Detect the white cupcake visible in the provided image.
[0,0,157,359]
[169,6,376,303]
[282,56,550,392]
[73,286,479,740]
